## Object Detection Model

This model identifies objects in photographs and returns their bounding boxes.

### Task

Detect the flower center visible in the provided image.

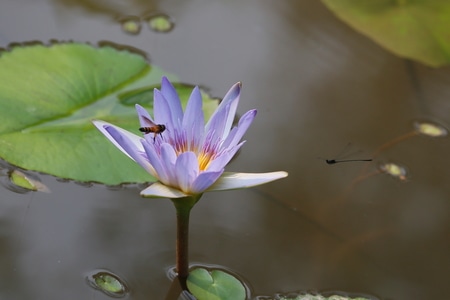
[169,129,221,171]
[198,151,214,171]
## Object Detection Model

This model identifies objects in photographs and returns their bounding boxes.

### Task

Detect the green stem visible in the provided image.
[171,195,202,283]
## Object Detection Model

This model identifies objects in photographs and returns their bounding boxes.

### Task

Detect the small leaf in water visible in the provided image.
[120,16,142,35]
[95,274,122,292]
[187,268,246,300]
[86,270,128,298]
[8,170,50,192]
[414,120,447,137]
[273,293,374,300]
[146,13,175,33]
[379,162,408,182]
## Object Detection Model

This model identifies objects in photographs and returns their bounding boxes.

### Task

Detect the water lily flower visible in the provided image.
[93,77,287,198]
[93,77,288,281]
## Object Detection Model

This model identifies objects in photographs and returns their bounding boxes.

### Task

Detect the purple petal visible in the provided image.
[222,109,256,149]
[102,125,156,176]
[93,121,144,160]
[141,182,188,198]
[142,140,169,183]
[206,141,245,172]
[175,152,199,193]
[135,104,156,127]
[207,171,288,191]
[190,169,224,194]
[160,143,178,184]
[204,102,231,142]
[153,89,173,129]
[161,76,183,128]
[205,82,241,140]
[182,86,204,135]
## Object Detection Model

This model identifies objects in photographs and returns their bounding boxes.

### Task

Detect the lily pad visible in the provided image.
[278,295,371,300]
[321,0,450,67]
[187,268,246,300]
[0,42,218,185]
[86,270,128,298]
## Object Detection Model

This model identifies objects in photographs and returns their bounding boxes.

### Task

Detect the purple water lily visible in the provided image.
[93,77,287,198]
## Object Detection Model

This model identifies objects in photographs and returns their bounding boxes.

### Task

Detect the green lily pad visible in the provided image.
[86,270,128,297]
[0,42,218,185]
[94,273,124,293]
[187,268,246,300]
[321,0,450,67]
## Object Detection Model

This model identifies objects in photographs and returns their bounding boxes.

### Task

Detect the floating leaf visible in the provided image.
[414,120,448,137]
[0,42,218,185]
[8,170,49,192]
[321,0,450,67]
[120,16,142,35]
[277,295,372,300]
[146,13,175,33]
[187,268,246,300]
[86,270,128,298]
[94,273,123,293]
[379,162,408,181]
[258,293,376,300]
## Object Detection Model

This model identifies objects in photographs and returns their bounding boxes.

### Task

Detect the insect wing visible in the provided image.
[140,115,157,127]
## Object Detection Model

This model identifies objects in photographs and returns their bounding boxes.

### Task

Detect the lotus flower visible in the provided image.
[93,77,287,198]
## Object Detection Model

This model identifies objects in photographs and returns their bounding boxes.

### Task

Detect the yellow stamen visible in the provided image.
[198,151,213,171]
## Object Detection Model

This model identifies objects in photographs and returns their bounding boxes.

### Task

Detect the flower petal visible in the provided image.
[175,152,199,193]
[161,76,183,128]
[92,121,144,160]
[205,82,241,140]
[182,86,204,144]
[160,143,178,184]
[100,123,156,175]
[141,182,189,198]
[153,89,173,129]
[190,169,224,194]
[206,141,245,172]
[135,104,155,127]
[204,102,231,143]
[207,171,288,191]
[142,140,168,182]
[222,109,257,149]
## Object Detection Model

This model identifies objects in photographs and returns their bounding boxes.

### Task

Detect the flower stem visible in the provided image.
[171,195,202,284]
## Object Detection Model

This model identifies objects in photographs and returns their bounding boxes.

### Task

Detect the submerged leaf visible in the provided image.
[321,0,450,67]
[0,42,218,185]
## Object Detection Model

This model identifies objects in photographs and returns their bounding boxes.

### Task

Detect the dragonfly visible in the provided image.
[321,143,372,165]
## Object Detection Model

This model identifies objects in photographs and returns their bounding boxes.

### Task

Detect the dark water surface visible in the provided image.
[0,1,449,299]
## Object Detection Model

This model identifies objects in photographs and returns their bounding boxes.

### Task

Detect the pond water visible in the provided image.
[0,1,449,299]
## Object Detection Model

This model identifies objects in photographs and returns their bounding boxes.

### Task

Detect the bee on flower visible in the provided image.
[93,77,287,198]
